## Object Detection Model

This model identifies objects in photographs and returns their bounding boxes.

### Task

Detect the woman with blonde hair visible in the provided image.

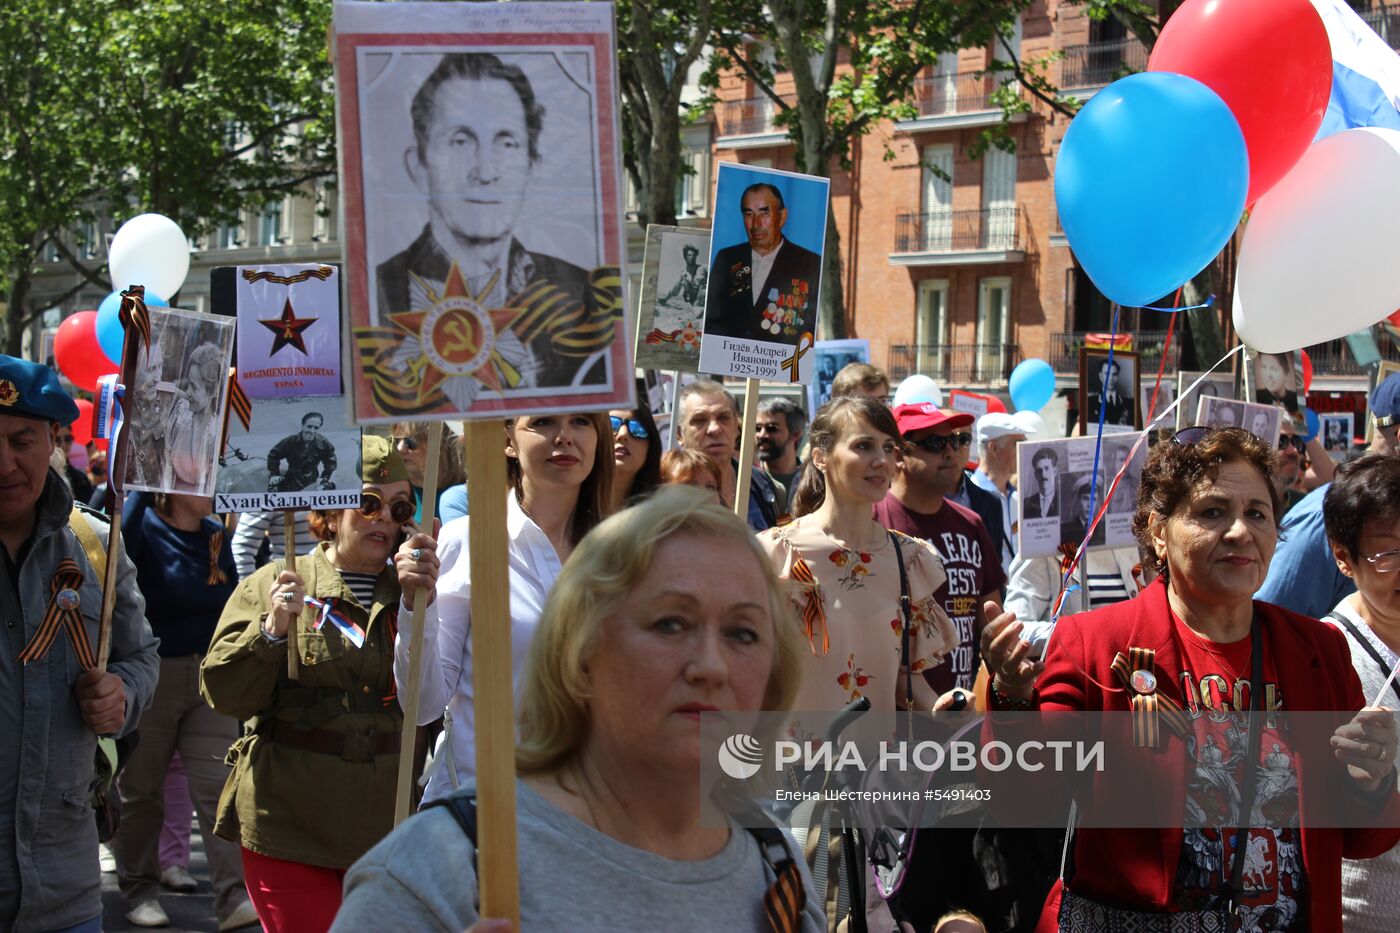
[661,446,726,503]
[336,486,823,931]
[395,412,613,804]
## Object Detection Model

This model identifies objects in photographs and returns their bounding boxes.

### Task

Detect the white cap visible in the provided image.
[975,411,1040,446]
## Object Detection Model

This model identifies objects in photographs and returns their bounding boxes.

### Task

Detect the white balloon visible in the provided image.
[108,213,191,299]
[892,374,944,408]
[1234,128,1400,353]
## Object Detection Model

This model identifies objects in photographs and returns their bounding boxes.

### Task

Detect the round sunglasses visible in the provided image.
[609,415,650,440]
[359,491,415,524]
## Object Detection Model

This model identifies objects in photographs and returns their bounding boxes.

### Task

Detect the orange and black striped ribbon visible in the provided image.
[228,371,251,431]
[512,266,622,358]
[241,267,334,286]
[18,559,96,670]
[354,326,449,415]
[207,530,228,586]
[787,557,828,656]
[763,859,806,933]
[1111,647,1188,747]
[118,286,151,351]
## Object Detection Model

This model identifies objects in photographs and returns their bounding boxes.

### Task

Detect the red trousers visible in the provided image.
[241,847,346,933]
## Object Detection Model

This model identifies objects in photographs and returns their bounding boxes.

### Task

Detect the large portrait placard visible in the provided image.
[122,307,236,497]
[1017,433,1146,560]
[334,0,632,422]
[698,162,830,384]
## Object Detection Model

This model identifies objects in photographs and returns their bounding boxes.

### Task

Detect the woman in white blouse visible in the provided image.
[394,412,613,804]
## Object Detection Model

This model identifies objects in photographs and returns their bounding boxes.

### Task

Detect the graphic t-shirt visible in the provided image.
[1171,613,1306,931]
[873,494,1007,693]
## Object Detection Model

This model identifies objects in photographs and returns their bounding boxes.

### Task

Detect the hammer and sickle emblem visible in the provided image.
[441,317,477,356]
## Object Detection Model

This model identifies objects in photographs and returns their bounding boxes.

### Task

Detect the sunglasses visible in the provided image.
[393,435,419,451]
[609,415,650,440]
[909,432,973,454]
[359,491,415,524]
[1277,435,1306,454]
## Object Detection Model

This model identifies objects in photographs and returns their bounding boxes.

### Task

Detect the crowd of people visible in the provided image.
[5,349,1400,933]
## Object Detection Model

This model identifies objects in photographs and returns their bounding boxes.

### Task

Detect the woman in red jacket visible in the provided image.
[982,426,1400,931]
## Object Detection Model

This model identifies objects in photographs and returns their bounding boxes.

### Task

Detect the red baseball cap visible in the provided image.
[892,403,975,436]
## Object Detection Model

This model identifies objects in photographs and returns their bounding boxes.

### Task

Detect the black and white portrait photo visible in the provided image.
[634,225,712,372]
[1199,396,1282,447]
[1176,371,1235,430]
[1018,435,1141,559]
[216,396,363,512]
[1253,350,1299,413]
[1061,471,1107,548]
[123,307,235,497]
[1079,349,1140,433]
[1321,412,1354,456]
[807,340,871,413]
[336,2,631,421]
[1199,397,1246,430]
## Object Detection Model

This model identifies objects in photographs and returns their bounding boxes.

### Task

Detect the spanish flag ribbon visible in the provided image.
[780,332,814,384]
[788,557,829,656]
[18,559,95,670]
[1111,646,1188,748]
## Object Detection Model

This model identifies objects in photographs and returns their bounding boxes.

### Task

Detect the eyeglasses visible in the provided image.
[359,491,415,524]
[393,435,419,451]
[609,415,650,440]
[1365,548,1400,573]
[909,432,973,454]
[1277,435,1306,454]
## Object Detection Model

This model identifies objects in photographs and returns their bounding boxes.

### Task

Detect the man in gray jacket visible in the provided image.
[0,355,159,932]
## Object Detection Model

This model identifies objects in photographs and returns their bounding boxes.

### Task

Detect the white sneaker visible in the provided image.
[99,843,116,873]
[159,864,199,892]
[125,899,171,928]
[219,899,262,931]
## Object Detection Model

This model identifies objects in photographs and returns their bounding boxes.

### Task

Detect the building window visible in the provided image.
[218,219,244,250]
[977,276,1011,380]
[915,279,951,378]
[981,148,1016,250]
[313,182,338,242]
[81,219,99,260]
[259,199,286,246]
[920,144,954,251]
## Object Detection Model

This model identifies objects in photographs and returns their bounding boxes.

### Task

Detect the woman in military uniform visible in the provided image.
[201,437,436,933]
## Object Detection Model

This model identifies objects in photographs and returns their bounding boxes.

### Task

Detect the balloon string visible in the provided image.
[1134,294,1215,313]
[1144,289,1182,429]
[1084,305,1119,536]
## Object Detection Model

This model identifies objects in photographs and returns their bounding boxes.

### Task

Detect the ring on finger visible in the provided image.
[1380,745,1389,762]
[410,547,422,562]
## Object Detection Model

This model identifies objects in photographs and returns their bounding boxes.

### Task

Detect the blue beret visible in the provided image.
[0,356,79,424]
[1371,372,1400,424]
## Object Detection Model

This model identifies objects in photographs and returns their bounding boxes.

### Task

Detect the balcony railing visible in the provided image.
[1059,37,1149,88]
[1360,6,1400,49]
[1049,331,1181,375]
[894,207,1020,253]
[911,71,1016,117]
[888,343,1021,384]
[716,95,794,138]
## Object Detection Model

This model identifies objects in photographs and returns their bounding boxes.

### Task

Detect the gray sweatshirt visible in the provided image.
[333,779,826,932]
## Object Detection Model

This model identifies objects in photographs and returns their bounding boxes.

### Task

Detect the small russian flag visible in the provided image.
[1311,0,1400,138]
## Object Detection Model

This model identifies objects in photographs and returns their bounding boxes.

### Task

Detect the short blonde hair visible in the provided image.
[516,485,803,774]
[830,361,888,398]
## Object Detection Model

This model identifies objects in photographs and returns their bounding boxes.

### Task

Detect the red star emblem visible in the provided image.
[389,263,523,400]
[258,298,317,355]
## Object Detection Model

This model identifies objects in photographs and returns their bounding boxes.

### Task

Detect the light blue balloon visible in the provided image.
[1008,359,1056,413]
[1055,72,1249,308]
[1302,407,1320,443]
[96,290,167,363]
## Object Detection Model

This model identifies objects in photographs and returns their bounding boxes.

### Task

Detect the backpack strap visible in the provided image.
[68,506,107,581]
[1326,611,1400,707]
[888,531,914,709]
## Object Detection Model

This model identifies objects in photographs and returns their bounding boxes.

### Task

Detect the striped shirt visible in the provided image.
[1087,571,1131,608]
[339,571,380,610]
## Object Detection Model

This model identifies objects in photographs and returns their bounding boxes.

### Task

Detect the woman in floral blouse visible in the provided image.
[757,396,958,725]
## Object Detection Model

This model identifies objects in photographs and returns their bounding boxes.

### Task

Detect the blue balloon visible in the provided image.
[1008,359,1056,413]
[1302,407,1320,443]
[95,290,167,364]
[1055,72,1248,308]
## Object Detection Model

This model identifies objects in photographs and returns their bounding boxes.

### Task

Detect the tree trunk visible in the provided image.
[641,102,682,227]
[6,268,31,357]
[820,209,847,340]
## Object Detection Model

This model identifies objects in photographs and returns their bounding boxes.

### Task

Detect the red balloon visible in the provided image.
[1299,349,1313,395]
[1149,0,1331,206]
[71,399,95,445]
[53,311,118,394]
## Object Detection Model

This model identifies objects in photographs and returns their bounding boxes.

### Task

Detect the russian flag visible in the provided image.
[1312,0,1400,138]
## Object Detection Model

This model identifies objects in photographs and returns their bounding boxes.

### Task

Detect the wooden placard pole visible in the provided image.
[732,377,760,521]
[394,422,444,825]
[95,287,146,672]
[666,370,683,451]
[284,512,300,682]
[463,419,520,926]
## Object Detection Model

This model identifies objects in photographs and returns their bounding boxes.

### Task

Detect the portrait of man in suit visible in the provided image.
[703,182,823,345]
[1023,446,1060,520]
[1085,356,1137,428]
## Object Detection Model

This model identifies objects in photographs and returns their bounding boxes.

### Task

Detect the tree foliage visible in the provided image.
[0,0,336,354]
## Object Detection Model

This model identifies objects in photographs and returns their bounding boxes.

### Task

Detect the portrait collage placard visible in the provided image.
[807,339,870,413]
[634,225,711,373]
[698,162,830,384]
[1017,433,1146,560]
[1197,395,1283,447]
[1175,370,1236,430]
[334,0,632,422]
[122,307,236,497]
[1320,412,1355,458]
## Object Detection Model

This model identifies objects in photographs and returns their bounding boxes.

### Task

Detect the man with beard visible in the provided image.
[755,396,805,514]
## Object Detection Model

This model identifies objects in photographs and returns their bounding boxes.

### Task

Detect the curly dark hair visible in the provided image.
[1324,451,1400,561]
[1131,427,1281,580]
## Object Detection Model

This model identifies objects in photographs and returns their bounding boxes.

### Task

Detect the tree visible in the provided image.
[0,0,336,356]
[618,0,712,228]
[707,0,1041,340]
